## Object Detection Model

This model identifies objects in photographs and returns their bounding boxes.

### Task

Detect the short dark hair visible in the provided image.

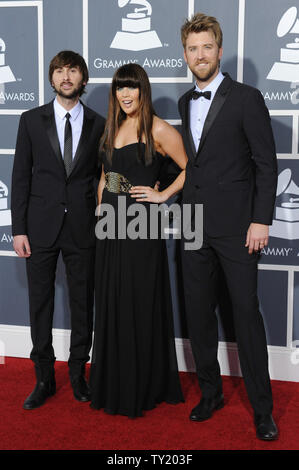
[48,50,89,95]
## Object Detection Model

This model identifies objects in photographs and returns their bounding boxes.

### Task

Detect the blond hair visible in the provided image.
[181,12,223,49]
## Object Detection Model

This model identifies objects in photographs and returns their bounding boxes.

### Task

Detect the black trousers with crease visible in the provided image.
[26,214,95,380]
[181,232,273,416]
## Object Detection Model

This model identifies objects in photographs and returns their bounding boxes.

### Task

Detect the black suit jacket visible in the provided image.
[178,73,278,237]
[11,100,105,248]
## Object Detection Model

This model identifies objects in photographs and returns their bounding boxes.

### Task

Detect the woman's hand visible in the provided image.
[129,185,166,203]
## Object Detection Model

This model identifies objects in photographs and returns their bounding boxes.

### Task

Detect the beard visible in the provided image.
[53,80,85,100]
[192,61,219,84]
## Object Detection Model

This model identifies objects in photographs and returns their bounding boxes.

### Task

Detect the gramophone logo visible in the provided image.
[267,6,299,82]
[269,169,299,240]
[110,0,162,51]
[0,180,11,227]
[0,38,16,104]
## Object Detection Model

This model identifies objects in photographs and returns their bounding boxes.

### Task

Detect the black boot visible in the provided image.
[70,375,90,402]
[254,414,278,441]
[23,366,56,410]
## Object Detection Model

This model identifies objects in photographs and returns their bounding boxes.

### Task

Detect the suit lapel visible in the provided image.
[42,101,96,178]
[181,88,197,160]
[42,101,65,172]
[196,73,233,157]
[68,104,95,176]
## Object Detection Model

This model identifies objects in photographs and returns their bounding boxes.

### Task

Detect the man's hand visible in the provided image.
[245,223,269,254]
[13,235,31,258]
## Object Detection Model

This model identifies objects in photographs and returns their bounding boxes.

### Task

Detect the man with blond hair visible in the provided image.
[179,13,278,440]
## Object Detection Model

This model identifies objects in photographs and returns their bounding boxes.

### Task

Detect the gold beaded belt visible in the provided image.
[104,172,133,194]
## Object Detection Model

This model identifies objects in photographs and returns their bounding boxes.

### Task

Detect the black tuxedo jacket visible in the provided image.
[11,100,105,248]
[178,73,278,237]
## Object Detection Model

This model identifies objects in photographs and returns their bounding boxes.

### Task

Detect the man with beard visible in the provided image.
[11,51,105,409]
[179,14,278,440]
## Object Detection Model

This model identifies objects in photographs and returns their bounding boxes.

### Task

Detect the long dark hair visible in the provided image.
[100,63,156,165]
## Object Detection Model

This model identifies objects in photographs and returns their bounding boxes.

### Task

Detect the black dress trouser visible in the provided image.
[26,214,95,381]
[181,232,273,416]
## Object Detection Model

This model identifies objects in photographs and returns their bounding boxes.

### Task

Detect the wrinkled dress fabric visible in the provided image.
[89,144,184,418]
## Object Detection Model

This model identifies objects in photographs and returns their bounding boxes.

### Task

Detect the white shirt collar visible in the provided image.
[53,97,82,121]
[194,70,225,96]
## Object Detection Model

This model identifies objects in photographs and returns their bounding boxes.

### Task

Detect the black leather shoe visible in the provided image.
[254,414,278,441]
[70,375,91,402]
[190,394,224,421]
[23,380,56,410]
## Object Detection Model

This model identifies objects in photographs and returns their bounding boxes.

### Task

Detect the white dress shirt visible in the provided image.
[190,71,225,152]
[53,97,84,159]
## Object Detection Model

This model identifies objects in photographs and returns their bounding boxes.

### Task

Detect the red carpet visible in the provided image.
[0,357,298,451]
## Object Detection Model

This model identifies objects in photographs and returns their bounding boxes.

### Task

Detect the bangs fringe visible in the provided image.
[113,77,140,90]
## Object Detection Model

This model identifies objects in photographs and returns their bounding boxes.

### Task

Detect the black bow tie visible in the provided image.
[191,90,211,100]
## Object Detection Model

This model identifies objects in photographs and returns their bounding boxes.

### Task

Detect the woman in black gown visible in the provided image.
[89,64,187,418]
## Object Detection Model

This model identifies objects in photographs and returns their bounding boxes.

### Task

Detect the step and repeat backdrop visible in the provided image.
[0,0,299,379]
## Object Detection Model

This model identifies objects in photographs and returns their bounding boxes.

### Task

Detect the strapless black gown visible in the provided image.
[89,143,184,418]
